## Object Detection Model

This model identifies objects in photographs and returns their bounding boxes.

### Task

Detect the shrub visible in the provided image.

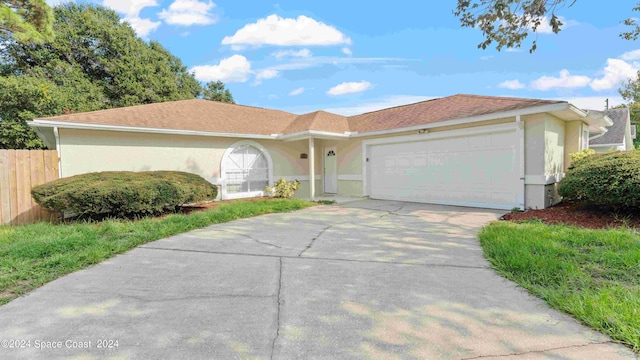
[265,178,300,198]
[569,149,596,164]
[31,171,217,218]
[559,150,640,210]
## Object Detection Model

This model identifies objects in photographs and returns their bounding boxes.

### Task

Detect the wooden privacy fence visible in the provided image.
[0,150,59,226]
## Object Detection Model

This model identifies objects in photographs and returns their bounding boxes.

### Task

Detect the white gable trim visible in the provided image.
[30,120,278,140]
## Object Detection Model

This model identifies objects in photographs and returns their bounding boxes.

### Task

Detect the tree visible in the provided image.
[454,1,639,53]
[618,73,640,148]
[0,3,204,149]
[202,80,235,104]
[0,0,54,43]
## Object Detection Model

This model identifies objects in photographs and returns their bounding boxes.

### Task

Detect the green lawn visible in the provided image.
[0,199,314,306]
[479,220,640,351]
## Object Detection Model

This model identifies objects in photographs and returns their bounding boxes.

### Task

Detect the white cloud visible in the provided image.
[261,56,409,73]
[505,48,522,53]
[272,49,312,60]
[158,0,217,26]
[222,15,351,47]
[327,81,372,96]
[254,69,279,84]
[191,55,252,83]
[289,87,305,96]
[530,69,592,91]
[123,17,161,38]
[103,0,157,16]
[322,95,438,116]
[342,47,353,56]
[534,16,579,34]
[103,0,160,37]
[590,58,638,91]
[620,49,640,61]
[498,79,526,90]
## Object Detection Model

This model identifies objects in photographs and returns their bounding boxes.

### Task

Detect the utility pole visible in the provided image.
[605,99,609,110]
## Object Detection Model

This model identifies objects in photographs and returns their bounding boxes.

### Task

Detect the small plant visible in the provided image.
[569,149,596,164]
[316,200,336,205]
[265,178,300,198]
[510,207,523,213]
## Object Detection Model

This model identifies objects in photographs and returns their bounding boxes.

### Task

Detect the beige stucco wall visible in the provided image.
[58,129,323,200]
[59,129,314,180]
[57,111,581,208]
[524,113,545,177]
[523,113,570,209]
[544,115,565,175]
[564,121,582,170]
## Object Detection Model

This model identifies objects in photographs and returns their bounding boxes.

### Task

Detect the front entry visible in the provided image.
[324,147,338,194]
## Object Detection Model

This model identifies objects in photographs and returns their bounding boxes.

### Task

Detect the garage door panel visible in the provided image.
[368,131,519,210]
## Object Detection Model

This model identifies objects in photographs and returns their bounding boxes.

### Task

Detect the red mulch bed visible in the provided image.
[502,202,640,230]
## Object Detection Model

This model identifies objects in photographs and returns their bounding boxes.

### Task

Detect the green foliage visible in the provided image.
[0,3,211,149]
[202,80,235,104]
[0,74,103,149]
[568,148,595,163]
[265,178,300,199]
[31,171,218,218]
[454,1,640,53]
[0,198,314,305]
[559,150,640,210]
[621,2,640,40]
[0,0,54,43]
[617,81,640,148]
[480,221,640,350]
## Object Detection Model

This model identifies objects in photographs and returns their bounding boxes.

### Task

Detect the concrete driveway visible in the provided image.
[0,200,635,360]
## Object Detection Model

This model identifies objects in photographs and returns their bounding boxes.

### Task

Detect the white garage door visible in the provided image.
[367,129,519,210]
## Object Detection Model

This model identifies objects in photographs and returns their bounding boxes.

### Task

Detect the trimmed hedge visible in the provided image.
[559,150,640,210]
[32,171,217,218]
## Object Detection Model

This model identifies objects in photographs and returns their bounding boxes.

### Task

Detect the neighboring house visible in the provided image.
[30,94,613,210]
[589,108,634,152]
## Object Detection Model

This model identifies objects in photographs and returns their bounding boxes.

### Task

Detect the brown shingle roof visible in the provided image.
[38,94,567,136]
[41,99,298,135]
[346,94,565,133]
[282,111,350,135]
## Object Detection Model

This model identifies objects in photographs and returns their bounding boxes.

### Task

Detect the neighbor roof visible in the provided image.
[35,94,567,136]
[590,108,630,145]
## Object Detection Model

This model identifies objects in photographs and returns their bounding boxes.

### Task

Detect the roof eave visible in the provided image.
[30,119,279,140]
[279,130,352,142]
[351,102,578,138]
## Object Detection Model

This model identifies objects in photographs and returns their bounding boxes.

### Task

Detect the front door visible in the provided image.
[324,147,338,194]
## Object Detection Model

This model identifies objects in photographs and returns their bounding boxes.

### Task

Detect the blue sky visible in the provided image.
[49,0,640,115]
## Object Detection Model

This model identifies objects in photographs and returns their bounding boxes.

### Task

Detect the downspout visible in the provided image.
[308,137,315,200]
[53,126,62,178]
[516,116,525,209]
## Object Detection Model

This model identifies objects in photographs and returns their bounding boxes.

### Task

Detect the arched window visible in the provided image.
[221,141,272,199]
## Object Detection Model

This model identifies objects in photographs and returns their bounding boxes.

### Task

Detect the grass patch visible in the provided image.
[479,221,640,351]
[0,199,313,306]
